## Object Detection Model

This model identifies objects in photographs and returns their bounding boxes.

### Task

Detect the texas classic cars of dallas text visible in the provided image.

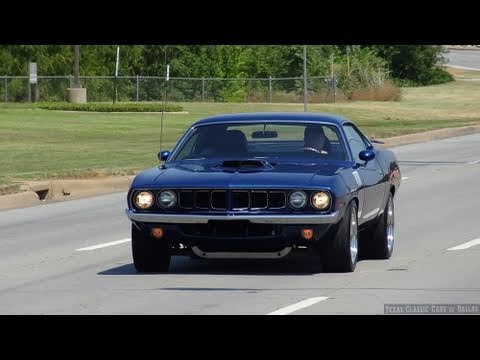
[125,112,401,273]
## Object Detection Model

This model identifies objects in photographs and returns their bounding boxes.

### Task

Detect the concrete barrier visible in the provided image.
[67,88,87,103]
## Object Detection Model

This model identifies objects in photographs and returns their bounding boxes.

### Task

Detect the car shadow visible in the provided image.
[98,251,323,276]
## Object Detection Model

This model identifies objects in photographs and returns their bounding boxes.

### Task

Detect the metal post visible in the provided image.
[303,45,308,112]
[113,46,120,105]
[4,75,7,102]
[269,76,272,103]
[28,79,31,102]
[74,45,80,88]
[136,75,139,102]
[201,77,205,102]
[333,75,337,103]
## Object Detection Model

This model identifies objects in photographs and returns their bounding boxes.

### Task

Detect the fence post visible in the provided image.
[268,76,272,103]
[136,75,139,102]
[27,78,31,102]
[4,75,7,102]
[69,75,73,88]
[333,75,336,103]
[201,77,205,102]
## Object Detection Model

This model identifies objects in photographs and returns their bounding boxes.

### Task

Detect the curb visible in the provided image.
[378,124,480,148]
[0,176,134,212]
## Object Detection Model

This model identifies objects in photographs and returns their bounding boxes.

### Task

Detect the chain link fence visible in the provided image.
[0,75,338,103]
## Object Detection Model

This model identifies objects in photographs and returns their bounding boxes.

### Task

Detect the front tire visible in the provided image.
[360,193,395,259]
[131,224,171,273]
[320,201,358,272]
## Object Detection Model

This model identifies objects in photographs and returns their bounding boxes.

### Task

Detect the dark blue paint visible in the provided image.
[128,112,401,232]
[359,149,376,162]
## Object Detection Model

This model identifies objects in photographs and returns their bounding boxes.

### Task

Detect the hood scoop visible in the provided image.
[217,159,275,172]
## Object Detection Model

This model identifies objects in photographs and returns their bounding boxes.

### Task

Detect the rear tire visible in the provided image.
[131,225,171,273]
[360,193,395,260]
[320,201,358,272]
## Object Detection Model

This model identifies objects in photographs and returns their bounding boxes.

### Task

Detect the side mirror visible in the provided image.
[158,150,171,161]
[359,149,375,162]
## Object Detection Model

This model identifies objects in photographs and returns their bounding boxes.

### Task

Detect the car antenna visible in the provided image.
[160,47,169,156]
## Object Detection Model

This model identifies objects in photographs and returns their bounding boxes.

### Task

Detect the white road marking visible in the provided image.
[447,238,480,251]
[467,160,480,165]
[76,238,131,251]
[447,65,480,71]
[267,297,329,315]
[402,176,409,180]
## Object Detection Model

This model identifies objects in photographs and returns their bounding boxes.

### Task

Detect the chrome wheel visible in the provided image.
[350,206,358,264]
[386,196,395,253]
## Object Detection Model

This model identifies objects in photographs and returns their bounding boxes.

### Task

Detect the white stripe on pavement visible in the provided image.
[467,160,480,165]
[447,238,480,251]
[267,297,329,315]
[76,238,131,251]
[402,177,409,180]
[447,65,480,71]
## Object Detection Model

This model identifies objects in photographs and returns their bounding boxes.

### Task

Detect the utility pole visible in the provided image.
[68,45,87,103]
[74,45,80,88]
[303,45,308,112]
[113,46,120,104]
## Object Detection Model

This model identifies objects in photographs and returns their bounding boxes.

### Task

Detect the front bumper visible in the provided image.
[125,210,340,224]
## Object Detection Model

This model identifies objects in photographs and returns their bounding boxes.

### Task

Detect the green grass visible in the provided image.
[445,66,480,78]
[1,79,480,188]
[38,102,183,112]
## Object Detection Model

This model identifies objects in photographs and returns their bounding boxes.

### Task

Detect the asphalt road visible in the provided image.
[445,49,480,70]
[1,134,480,314]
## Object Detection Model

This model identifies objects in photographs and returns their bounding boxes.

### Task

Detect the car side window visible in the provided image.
[175,132,199,160]
[343,124,368,163]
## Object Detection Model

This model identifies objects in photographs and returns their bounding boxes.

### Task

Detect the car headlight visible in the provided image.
[158,190,177,208]
[133,191,154,209]
[311,191,331,210]
[289,191,307,209]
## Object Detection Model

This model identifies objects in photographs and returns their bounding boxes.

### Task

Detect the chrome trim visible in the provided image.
[250,190,268,210]
[232,190,250,210]
[268,191,286,209]
[179,190,193,209]
[211,190,227,210]
[126,209,340,224]
[191,246,293,259]
[194,190,209,209]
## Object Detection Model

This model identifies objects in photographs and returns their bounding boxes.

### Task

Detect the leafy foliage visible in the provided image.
[0,45,453,101]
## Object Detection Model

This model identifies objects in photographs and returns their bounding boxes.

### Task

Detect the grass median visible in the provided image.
[2,79,480,190]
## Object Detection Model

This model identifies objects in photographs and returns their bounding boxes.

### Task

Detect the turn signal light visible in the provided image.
[151,227,164,239]
[301,228,314,240]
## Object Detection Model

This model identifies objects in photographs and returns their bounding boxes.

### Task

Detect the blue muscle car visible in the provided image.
[126,113,401,272]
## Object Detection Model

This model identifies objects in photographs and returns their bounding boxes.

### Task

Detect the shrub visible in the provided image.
[350,82,402,101]
[334,48,393,100]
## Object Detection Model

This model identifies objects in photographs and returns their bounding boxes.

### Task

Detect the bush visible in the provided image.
[38,102,183,112]
[350,82,402,101]
[334,48,394,100]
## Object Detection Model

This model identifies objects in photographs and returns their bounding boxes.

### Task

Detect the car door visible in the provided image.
[342,123,385,224]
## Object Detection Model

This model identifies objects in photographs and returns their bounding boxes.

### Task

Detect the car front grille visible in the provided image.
[178,189,286,211]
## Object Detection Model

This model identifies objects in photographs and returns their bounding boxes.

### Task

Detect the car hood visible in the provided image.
[132,160,349,190]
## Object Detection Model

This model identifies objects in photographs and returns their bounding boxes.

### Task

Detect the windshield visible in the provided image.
[171,122,348,161]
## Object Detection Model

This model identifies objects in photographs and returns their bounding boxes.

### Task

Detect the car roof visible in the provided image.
[192,112,348,127]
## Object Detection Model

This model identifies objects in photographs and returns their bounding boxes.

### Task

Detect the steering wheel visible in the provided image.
[298,147,328,155]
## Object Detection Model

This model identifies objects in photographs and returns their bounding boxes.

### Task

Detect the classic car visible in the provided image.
[125,112,401,273]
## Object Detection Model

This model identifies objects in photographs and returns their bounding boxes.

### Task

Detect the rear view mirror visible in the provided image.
[251,130,278,139]
[158,151,170,161]
[359,149,375,162]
